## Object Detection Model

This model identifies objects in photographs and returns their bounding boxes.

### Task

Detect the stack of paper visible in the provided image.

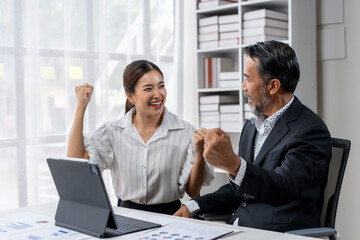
[242,9,288,44]
[200,95,239,129]
[198,12,240,49]
[218,14,240,47]
[218,71,240,88]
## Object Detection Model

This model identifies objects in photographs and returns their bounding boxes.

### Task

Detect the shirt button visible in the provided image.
[143,165,146,169]
[241,202,247,208]
[144,186,146,189]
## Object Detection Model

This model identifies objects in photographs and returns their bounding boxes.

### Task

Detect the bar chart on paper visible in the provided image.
[6,221,33,230]
[0,212,87,240]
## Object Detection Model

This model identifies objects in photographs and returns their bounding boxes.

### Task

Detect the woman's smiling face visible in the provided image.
[127,69,167,117]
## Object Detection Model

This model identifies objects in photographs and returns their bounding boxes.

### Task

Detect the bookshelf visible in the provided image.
[195,0,317,157]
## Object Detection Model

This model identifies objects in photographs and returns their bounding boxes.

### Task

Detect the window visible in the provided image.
[0,0,175,210]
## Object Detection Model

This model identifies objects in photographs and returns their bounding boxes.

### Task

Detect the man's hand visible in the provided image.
[203,128,241,177]
[173,205,191,218]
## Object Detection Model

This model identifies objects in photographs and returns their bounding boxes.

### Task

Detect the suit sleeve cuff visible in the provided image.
[228,158,247,187]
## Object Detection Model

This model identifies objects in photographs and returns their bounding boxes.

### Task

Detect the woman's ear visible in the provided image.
[126,92,134,105]
[268,79,281,95]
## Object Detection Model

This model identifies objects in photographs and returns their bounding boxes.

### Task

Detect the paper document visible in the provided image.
[135,221,233,240]
[0,212,87,240]
[121,210,174,226]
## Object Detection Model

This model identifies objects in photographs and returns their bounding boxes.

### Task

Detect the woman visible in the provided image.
[67,60,214,215]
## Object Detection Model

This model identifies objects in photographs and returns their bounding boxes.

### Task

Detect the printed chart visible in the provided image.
[135,221,234,240]
[0,212,87,240]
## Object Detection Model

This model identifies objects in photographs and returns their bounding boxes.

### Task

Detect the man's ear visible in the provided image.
[268,79,281,95]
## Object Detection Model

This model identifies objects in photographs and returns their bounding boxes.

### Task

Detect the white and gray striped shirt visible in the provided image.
[84,107,215,205]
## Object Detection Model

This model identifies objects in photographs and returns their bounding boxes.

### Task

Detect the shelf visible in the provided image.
[197,45,239,53]
[195,0,317,147]
[241,0,288,8]
[198,88,240,93]
[194,0,318,191]
[239,39,289,48]
[196,3,239,15]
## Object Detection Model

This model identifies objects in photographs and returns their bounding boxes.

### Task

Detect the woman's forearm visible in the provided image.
[186,154,206,198]
[67,106,89,159]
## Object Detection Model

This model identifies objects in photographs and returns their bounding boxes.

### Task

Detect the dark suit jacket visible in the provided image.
[194,96,331,232]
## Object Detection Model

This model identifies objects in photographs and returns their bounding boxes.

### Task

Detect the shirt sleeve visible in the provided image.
[228,157,247,187]
[178,138,216,195]
[184,200,201,217]
[83,122,114,170]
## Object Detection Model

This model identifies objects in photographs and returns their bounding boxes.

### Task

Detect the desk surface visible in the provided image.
[2,202,316,240]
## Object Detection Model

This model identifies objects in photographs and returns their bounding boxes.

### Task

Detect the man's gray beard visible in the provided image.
[244,90,270,118]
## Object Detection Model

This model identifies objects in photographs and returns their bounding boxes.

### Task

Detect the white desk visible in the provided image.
[1,202,316,240]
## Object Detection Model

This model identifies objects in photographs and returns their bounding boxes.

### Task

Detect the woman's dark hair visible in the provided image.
[123,60,163,113]
[244,40,300,93]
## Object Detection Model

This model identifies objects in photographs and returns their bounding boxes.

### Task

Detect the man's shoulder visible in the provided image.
[286,97,325,124]
[297,102,326,126]
[285,99,330,138]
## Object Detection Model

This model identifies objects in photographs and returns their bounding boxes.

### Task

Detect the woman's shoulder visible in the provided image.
[94,114,128,133]
[108,109,134,129]
[164,108,196,131]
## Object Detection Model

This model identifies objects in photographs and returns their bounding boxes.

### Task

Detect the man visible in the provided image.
[174,40,331,232]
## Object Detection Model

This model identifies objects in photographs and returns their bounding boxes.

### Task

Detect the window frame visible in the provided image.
[0,0,175,209]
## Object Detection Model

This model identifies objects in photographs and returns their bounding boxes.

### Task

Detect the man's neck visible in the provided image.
[264,93,293,118]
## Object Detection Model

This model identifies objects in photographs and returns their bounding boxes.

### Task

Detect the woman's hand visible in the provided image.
[193,128,207,159]
[185,128,208,198]
[173,205,191,218]
[75,83,94,110]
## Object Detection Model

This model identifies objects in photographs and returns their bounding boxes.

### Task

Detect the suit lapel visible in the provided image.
[253,97,302,165]
[247,126,257,163]
[253,119,289,165]
[239,121,257,163]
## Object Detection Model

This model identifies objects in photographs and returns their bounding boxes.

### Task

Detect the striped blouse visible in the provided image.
[84,107,215,205]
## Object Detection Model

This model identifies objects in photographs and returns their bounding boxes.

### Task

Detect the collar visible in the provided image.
[113,107,185,138]
[251,96,294,132]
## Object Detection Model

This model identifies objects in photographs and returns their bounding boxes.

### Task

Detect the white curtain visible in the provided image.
[0,0,182,210]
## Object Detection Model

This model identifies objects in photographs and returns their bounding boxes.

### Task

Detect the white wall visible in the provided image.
[318,1,360,239]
